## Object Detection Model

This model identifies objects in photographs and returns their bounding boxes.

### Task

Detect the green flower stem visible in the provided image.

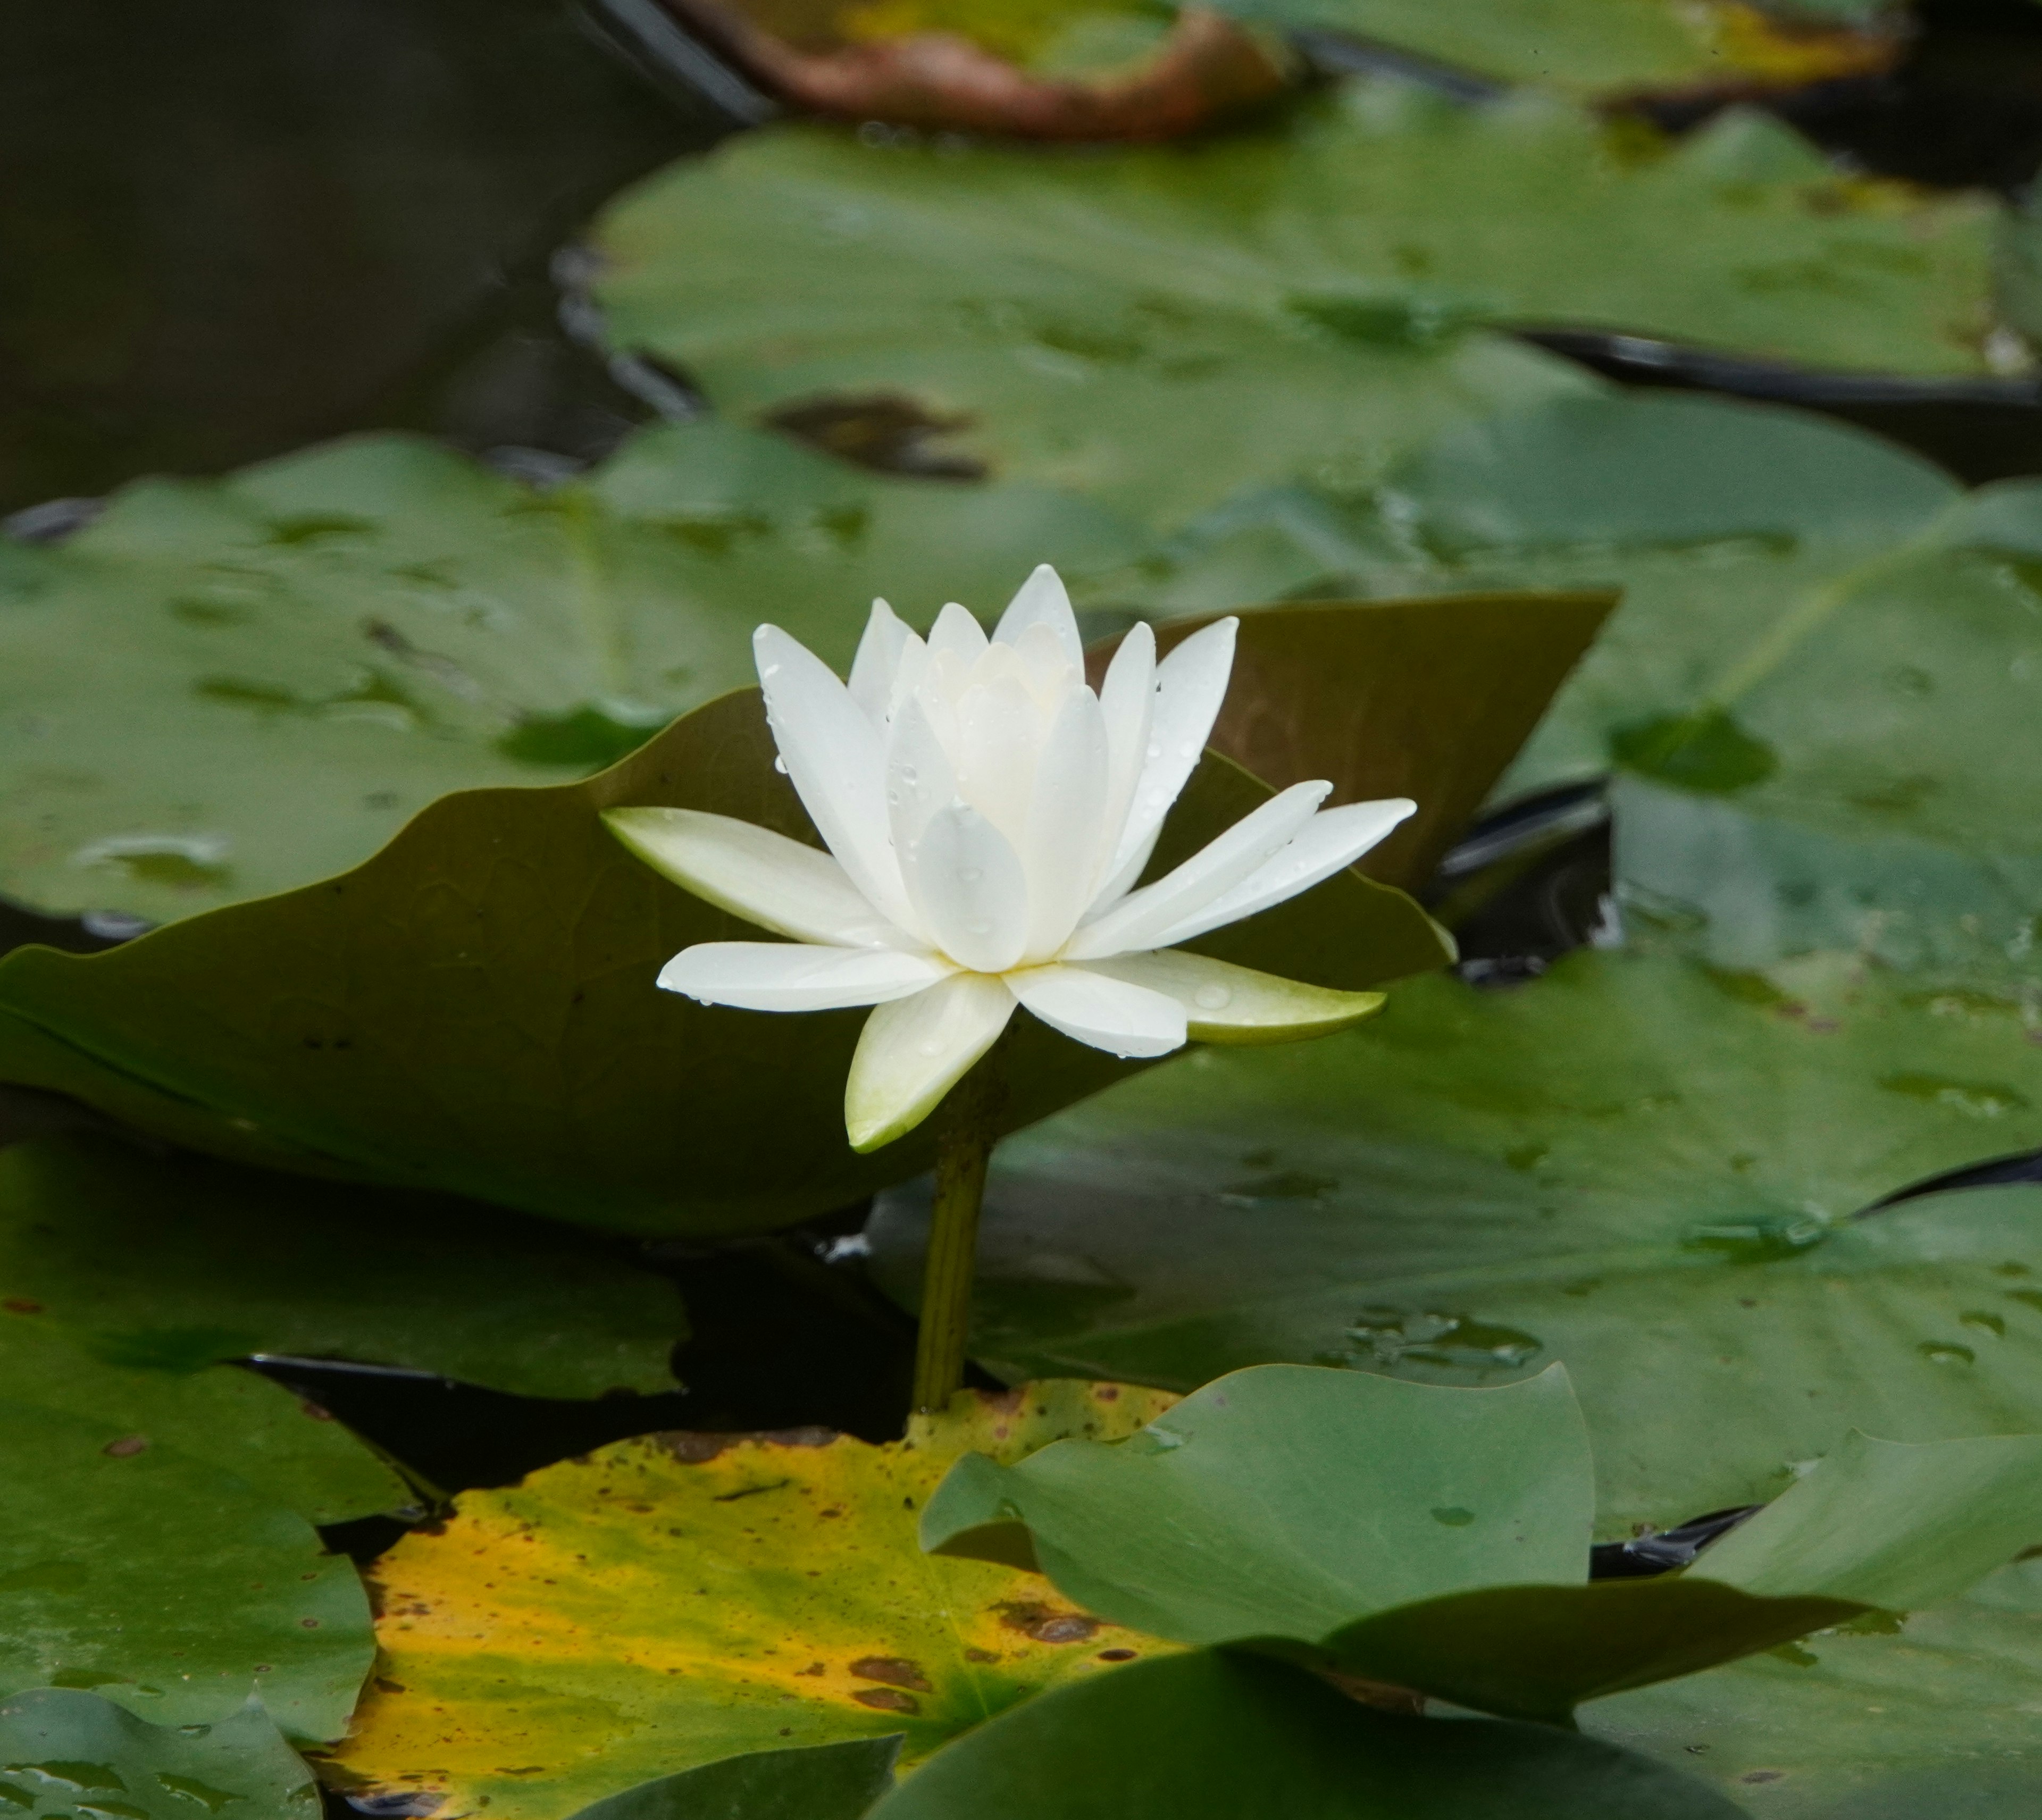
[911,1041,1010,1413]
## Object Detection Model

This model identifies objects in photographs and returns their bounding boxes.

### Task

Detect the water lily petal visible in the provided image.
[1150,796,1419,949]
[902,802,1032,973]
[1007,961,1187,1059]
[1072,951,1386,1045]
[1095,620,1156,882]
[1063,779,1329,961]
[927,601,989,665]
[886,693,960,858]
[1094,616,1237,907]
[845,972,1017,1153]
[848,598,918,730]
[1021,686,1111,963]
[992,563,1083,667]
[952,669,1049,851]
[604,807,911,949]
[754,625,916,932]
[658,941,953,1012]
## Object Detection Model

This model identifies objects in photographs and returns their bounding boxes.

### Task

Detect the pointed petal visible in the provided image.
[1007,962,1187,1059]
[755,624,915,931]
[992,564,1083,667]
[928,601,989,665]
[901,802,1031,972]
[1073,951,1385,1045]
[1021,686,1111,963]
[848,598,916,729]
[846,973,1016,1153]
[657,942,952,1012]
[1063,780,1329,962]
[1095,621,1155,884]
[604,807,910,948]
[1095,617,1237,907]
[886,692,960,858]
[1151,797,1418,949]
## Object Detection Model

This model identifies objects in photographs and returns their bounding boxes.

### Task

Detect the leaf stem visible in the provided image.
[911,1041,1009,1414]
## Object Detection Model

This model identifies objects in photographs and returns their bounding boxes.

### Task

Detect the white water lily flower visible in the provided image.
[606,566,1416,1152]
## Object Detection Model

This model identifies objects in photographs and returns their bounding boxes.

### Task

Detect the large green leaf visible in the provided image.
[0,1689,320,1820]
[565,1738,902,1820]
[0,1403,372,1742]
[329,1381,1180,1819]
[0,1134,685,1397]
[1589,1557,2042,1816]
[869,950,2042,1532]
[0,664,1449,1235]
[867,1648,1743,1820]
[0,421,1141,924]
[591,92,1999,544]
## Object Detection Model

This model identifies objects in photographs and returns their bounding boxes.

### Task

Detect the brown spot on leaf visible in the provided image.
[1097,1648,1136,1662]
[3,1298,43,1314]
[657,1426,838,1464]
[851,1688,920,1714]
[796,1662,826,1677]
[964,1648,998,1663]
[300,1400,334,1421]
[102,1434,149,1458]
[767,395,985,481]
[850,1655,933,1692]
[1742,1772,1786,1785]
[995,1601,1099,1644]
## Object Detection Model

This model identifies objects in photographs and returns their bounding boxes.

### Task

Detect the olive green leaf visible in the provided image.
[1588,1556,2042,1815]
[0,1320,408,1525]
[329,1381,1180,1820]
[565,1737,902,1820]
[0,1403,372,1742]
[591,93,1998,539]
[0,1134,686,1397]
[924,1366,2042,1723]
[0,666,1448,1236]
[0,1689,320,1820]
[0,420,1140,924]
[868,950,2042,1532]
[868,1649,1744,1820]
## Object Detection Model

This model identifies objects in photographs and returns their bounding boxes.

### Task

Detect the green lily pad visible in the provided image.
[868,950,2042,1532]
[867,1648,1743,1819]
[0,1133,685,1397]
[1589,1557,2042,1815]
[0,1403,372,1742]
[923,1365,2042,1721]
[591,91,1998,542]
[0,1321,408,1525]
[1212,0,1897,97]
[0,1689,320,1820]
[565,1737,901,1820]
[0,648,1450,1234]
[329,1381,1181,1819]
[0,420,1141,924]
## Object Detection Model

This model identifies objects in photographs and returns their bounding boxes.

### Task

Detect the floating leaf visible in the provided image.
[0,1689,320,1820]
[869,951,2042,1531]
[0,1403,372,1741]
[868,1648,1744,1819]
[328,1381,1178,1819]
[0,1134,685,1398]
[0,421,1141,923]
[565,1736,902,1820]
[0,641,1450,1234]
[1589,1556,2042,1815]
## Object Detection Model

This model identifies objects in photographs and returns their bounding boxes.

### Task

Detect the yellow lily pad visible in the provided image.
[326,1381,1178,1818]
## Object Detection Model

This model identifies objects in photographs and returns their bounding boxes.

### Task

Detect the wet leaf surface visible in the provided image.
[866,1648,1745,1819]
[328,1381,1177,1818]
[0,677,1449,1238]
[0,421,1141,924]
[0,1404,372,1741]
[869,950,2042,1533]
[0,1687,320,1820]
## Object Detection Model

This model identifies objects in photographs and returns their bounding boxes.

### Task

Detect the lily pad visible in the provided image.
[868,950,2042,1532]
[0,420,1141,924]
[565,1737,902,1820]
[0,1403,373,1741]
[0,1133,686,1398]
[0,1689,320,1820]
[327,1380,1178,1819]
[0,665,1450,1235]
[591,89,2000,541]
[868,1648,1744,1819]
[1588,1557,2042,1816]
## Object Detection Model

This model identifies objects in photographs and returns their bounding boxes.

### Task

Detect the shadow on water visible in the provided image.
[0,0,741,515]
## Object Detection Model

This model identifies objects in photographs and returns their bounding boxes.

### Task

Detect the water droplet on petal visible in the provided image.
[1145,742,1162,760]
[900,765,918,786]
[919,1040,942,1056]
[965,919,993,935]
[958,866,983,883]
[1194,984,1231,1010]
[761,663,783,678]
[773,756,789,775]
